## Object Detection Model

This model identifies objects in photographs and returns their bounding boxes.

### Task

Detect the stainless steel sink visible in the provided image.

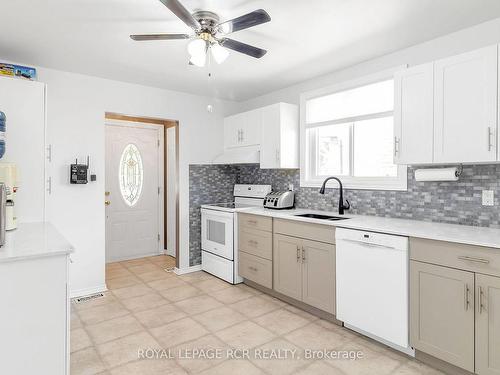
[294,213,350,221]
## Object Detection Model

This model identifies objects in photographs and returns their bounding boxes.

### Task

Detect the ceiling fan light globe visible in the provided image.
[187,38,206,58]
[189,53,206,67]
[211,44,229,64]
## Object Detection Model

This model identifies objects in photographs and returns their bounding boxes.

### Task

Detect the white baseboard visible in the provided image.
[174,264,202,275]
[70,284,108,299]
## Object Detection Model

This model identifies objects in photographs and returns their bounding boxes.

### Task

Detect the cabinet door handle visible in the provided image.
[394,137,400,157]
[240,129,244,143]
[302,247,306,262]
[458,255,490,264]
[248,240,257,247]
[478,286,485,314]
[464,283,470,311]
[296,246,301,262]
[276,149,280,163]
[487,127,494,151]
[247,220,257,225]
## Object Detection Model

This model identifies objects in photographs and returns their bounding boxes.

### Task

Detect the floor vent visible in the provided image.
[74,293,105,304]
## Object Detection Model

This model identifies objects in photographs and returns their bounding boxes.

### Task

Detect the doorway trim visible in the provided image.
[105,112,180,268]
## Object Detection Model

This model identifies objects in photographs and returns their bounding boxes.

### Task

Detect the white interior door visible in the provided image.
[105,123,163,263]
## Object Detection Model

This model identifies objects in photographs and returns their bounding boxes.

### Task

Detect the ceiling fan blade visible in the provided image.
[217,9,271,34]
[219,38,267,58]
[158,0,200,31]
[130,33,190,41]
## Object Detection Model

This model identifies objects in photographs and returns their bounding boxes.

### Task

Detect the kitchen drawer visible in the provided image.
[239,213,272,232]
[239,227,272,260]
[274,218,335,244]
[410,238,500,277]
[239,252,272,289]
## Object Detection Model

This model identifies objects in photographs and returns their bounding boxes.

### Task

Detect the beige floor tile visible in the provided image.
[393,360,446,375]
[105,267,133,280]
[329,347,402,375]
[231,295,283,318]
[285,322,351,351]
[85,314,143,344]
[159,284,203,302]
[178,271,215,283]
[73,292,117,311]
[136,269,173,282]
[128,263,163,275]
[147,277,188,291]
[119,258,151,268]
[106,275,142,290]
[106,262,125,272]
[174,334,228,373]
[253,308,311,335]
[70,347,106,375]
[109,359,187,375]
[295,361,346,375]
[71,312,83,330]
[174,295,224,315]
[198,359,265,375]
[78,302,130,326]
[211,285,255,304]
[250,338,307,375]
[71,328,93,353]
[111,283,153,299]
[150,317,209,347]
[134,303,187,329]
[215,321,276,349]
[193,278,232,293]
[192,306,247,332]
[282,305,319,322]
[235,283,263,295]
[96,331,160,368]
[120,292,169,313]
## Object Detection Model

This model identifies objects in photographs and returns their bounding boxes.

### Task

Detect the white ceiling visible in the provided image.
[1,0,500,101]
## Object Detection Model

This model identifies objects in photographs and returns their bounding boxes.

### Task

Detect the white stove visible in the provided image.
[201,184,271,284]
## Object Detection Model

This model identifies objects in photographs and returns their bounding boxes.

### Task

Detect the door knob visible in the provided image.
[105,200,111,206]
[105,191,110,196]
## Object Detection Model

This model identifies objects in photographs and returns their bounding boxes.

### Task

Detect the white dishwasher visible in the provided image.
[336,228,413,355]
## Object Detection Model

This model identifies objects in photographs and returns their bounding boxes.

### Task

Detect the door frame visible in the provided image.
[105,113,180,267]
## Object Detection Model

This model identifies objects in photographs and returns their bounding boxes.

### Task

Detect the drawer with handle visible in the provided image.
[239,227,272,260]
[239,251,272,289]
[410,237,500,277]
[239,213,272,232]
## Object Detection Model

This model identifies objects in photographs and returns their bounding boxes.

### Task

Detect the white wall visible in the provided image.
[232,17,500,112]
[21,66,237,297]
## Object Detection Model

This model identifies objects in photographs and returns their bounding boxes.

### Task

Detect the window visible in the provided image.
[301,73,407,190]
[119,143,144,206]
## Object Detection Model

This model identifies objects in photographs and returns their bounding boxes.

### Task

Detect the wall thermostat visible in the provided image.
[70,157,89,184]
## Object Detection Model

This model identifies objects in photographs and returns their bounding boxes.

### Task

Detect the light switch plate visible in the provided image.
[482,190,494,206]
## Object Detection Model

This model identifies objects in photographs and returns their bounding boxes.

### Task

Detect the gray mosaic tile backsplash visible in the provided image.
[190,163,500,266]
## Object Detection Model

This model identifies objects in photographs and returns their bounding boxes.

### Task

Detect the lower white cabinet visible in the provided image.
[0,255,69,375]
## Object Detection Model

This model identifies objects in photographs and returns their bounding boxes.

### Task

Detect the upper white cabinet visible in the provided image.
[260,103,299,169]
[394,45,499,165]
[222,102,299,168]
[394,63,434,164]
[224,109,262,149]
[434,45,498,163]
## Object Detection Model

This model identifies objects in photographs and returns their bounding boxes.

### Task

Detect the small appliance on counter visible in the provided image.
[263,190,295,209]
[0,163,18,230]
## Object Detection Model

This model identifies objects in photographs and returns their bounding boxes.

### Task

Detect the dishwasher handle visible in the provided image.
[338,238,398,250]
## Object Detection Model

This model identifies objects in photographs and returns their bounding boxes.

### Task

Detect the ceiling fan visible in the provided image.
[130,0,271,67]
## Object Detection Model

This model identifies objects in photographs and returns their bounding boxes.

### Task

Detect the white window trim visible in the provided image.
[300,67,408,191]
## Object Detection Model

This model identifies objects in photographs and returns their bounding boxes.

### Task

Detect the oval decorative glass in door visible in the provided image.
[119,143,143,206]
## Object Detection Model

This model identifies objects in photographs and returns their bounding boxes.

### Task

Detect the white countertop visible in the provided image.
[237,207,500,249]
[0,222,74,263]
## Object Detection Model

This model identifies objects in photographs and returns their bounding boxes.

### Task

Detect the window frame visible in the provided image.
[300,68,407,191]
